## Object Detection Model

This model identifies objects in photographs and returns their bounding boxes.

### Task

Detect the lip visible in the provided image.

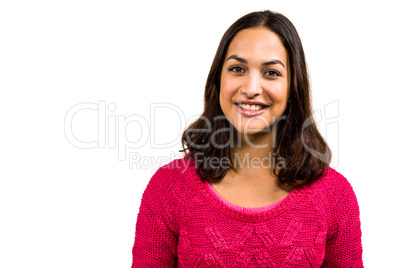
[236,100,268,106]
[236,103,269,116]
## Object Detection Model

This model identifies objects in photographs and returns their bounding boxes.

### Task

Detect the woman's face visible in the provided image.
[219,27,290,135]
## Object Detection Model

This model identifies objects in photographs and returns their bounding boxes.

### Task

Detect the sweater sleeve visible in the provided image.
[131,168,179,268]
[323,174,363,267]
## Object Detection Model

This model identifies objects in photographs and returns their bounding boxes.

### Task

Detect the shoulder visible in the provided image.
[158,155,195,176]
[309,167,355,196]
[136,157,194,237]
[144,155,196,195]
[307,167,360,221]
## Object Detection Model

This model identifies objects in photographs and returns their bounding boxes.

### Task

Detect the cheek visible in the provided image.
[265,82,289,104]
[219,76,235,107]
[219,90,232,116]
[220,73,240,94]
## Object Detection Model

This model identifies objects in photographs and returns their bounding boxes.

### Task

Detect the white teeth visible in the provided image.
[238,103,265,111]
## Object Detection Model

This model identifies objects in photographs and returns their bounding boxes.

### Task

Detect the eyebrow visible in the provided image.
[226,55,285,68]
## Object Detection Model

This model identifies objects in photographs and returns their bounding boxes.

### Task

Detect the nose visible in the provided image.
[241,72,262,98]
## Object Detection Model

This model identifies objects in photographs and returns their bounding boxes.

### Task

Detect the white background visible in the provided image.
[1,0,401,267]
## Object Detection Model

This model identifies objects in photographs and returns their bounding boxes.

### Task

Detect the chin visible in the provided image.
[236,124,270,135]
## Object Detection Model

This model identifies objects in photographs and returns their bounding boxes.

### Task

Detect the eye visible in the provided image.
[228,66,245,73]
[264,70,281,77]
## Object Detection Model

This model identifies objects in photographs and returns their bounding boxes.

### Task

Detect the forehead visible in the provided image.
[226,28,287,62]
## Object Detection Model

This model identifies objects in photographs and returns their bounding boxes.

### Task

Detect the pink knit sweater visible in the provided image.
[131,157,363,267]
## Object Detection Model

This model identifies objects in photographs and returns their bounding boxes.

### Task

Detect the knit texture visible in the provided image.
[132,156,363,267]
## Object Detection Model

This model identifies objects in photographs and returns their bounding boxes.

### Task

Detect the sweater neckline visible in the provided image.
[185,158,304,223]
[205,181,286,213]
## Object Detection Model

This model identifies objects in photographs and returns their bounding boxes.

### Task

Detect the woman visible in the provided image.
[132,10,363,267]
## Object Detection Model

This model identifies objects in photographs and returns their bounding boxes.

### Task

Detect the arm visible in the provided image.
[323,175,363,267]
[131,168,179,268]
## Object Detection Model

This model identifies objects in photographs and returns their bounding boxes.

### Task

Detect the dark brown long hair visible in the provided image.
[180,10,331,187]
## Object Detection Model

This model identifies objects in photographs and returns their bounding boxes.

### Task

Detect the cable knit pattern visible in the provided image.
[132,156,363,267]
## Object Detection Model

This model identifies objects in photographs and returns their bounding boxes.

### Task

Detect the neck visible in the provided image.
[230,127,278,174]
[217,126,293,193]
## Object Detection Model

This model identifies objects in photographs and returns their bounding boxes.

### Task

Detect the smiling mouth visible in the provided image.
[235,103,270,111]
